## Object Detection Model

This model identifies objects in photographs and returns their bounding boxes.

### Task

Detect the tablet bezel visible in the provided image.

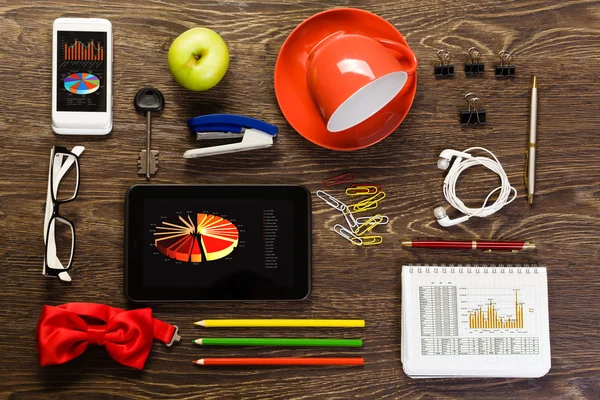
[124,184,311,302]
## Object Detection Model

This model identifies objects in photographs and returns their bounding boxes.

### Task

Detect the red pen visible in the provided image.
[401,240,536,252]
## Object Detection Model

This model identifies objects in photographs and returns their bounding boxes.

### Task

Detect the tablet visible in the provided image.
[125,185,311,302]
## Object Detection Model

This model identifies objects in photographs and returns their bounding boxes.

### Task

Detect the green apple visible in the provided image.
[168,28,229,91]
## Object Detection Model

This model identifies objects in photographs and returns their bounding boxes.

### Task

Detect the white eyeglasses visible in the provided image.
[43,145,84,282]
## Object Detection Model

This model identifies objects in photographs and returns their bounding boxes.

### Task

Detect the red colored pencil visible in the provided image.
[193,357,364,366]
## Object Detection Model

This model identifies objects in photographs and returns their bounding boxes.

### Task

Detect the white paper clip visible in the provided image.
[334,224,363,246]
[316,190,346,212]
[341,206,358,229]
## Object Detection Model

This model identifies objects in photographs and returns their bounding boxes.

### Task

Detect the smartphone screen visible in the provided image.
[56,31,107,112]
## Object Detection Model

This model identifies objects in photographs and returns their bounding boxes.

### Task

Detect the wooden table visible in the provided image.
[1,1,599,398]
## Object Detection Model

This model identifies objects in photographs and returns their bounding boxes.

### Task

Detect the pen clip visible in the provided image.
[524,149,529,190]
[483,249,520,253]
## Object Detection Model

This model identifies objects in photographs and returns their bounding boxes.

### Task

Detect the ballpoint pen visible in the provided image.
[526,75,538,204]
[401,240,536,252]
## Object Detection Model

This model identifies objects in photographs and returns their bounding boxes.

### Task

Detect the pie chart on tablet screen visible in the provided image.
[153,213,239,263]
[64,72,100,95]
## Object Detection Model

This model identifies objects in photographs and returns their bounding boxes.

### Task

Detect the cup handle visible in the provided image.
[376,39,418,75]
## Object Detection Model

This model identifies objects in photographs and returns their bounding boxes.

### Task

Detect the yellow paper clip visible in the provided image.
[353,191,386,207]
[352,235,383,246]
[356,215,390,225]
[345,185,380,196]
[354,215,383,236]
[352,202,379,213]
[351,191,386,212]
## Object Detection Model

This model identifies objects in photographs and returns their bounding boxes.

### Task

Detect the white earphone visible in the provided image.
[434,147,517,227]
[433,206,471,227]
[436,149,473,171]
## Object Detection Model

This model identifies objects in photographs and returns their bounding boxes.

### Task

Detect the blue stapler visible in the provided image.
[184,114,278,158]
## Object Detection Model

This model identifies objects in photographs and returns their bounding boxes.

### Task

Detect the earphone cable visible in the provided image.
[443,147,517,219]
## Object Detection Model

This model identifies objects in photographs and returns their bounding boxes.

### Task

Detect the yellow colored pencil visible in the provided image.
[193,319,365,328]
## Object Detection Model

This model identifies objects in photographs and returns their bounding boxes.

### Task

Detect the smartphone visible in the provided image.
[52,18,112,135]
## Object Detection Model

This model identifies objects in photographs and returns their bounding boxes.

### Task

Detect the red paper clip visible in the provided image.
[323,172,355,187]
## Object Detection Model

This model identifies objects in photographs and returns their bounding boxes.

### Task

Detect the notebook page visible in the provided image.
[401,265,551,378]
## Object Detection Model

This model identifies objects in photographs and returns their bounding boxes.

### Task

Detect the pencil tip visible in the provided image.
[194,320,205,327]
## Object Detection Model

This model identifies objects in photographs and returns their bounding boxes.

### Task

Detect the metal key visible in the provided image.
[134,87,164,180]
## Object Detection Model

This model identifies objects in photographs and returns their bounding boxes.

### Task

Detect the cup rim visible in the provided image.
[326,70,409,132]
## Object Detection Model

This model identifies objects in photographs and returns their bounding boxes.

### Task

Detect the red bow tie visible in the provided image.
[36,303,179,370]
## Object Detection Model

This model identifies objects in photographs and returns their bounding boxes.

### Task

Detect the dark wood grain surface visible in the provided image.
[1,0,600,398]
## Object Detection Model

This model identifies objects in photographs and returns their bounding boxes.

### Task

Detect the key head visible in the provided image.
[134,87,164,113]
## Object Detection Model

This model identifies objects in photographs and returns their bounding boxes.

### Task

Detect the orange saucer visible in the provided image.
[274,8,417,151]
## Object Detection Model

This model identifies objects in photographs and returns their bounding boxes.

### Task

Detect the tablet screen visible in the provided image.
[143,198,294,288]
[125,185,311,301]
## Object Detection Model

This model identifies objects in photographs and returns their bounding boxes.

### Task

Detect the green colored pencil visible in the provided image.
[193,338,362,347]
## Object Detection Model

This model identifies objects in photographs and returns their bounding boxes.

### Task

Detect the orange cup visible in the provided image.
[306,31,417,133]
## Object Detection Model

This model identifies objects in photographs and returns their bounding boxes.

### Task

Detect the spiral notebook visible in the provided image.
[401,264,550,378]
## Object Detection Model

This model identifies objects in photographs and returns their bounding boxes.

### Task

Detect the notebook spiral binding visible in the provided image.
[407,264,538,274]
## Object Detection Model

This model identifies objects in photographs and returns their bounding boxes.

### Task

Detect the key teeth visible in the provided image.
[137,150,159,175]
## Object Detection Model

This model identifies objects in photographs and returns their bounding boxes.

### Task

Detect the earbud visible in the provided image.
[433,206,470,227]
[437,149,473,170]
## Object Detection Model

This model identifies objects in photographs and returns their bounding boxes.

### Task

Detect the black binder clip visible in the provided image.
[495,50,515,77]
[460,93,486,126]
[464,47,484,75]
[434,49,454,77]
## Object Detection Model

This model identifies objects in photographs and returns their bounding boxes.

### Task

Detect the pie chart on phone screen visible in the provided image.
[64,72,100,95]
[153,214,239,262]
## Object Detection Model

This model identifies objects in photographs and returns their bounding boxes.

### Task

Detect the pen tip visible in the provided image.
[528,194,534,204]
[531,75,537,88]
[401,241,412,247]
